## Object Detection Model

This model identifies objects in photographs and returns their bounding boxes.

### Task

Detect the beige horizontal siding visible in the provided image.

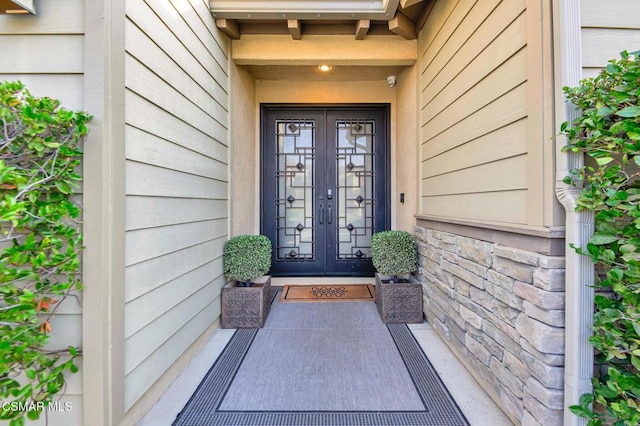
[0,74,84,110]
[123,0,229,411]
[125,161,228,199]
[125,239,225,302]
[421,0,525,104]
[422,118,527,178]
[419,0,533,225]
[422,83,527,160]
[0,0,84,34]
[422,155,528,196]
[422,11,527,120]
[125,219,228,266]
[124,279,224,376]
[580,0,640,29]
[125,260,224,338]
[421,190,528,223]
[0,5,85,421]
[0,35,84,73]
[126,91,227,159]
[126,197,228,230]
[126,0,228,100]
[420,0,480,73]
[581,0,640,76]
[126,126,228,182]
[422,47,527,140]
[126,55,227,143]
[582,29,640,66]
[124,295,222,410]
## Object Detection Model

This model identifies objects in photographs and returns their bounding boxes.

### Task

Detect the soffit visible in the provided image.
[210,0,401,20]
[210,0,434,40]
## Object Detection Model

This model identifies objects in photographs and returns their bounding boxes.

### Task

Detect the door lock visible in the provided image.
[327,189,333,199]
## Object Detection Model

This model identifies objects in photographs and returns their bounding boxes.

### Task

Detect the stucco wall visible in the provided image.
[230,64,258,235]
[581,0,640,78]
[0,2,85,424]
[123,0,230,411]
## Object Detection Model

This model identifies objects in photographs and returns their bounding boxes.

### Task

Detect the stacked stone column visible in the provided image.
[416,227,565,425]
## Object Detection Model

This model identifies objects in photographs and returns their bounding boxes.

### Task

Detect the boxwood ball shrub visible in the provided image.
[371,230,418,278]
[223,235,272,286]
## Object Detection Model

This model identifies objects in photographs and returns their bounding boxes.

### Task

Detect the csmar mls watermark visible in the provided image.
[2,400,73,413]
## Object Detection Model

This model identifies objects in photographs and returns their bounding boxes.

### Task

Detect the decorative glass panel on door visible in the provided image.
[336,120,375,259]
[275,120,315,260]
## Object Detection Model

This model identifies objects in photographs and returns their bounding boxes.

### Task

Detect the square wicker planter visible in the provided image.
[221,276,271,329]
[375,273,423,323]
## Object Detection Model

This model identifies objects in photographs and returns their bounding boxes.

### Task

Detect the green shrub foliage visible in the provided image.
[0,81,91,423]
[223,235,272,284]
[370,230,418,276]
[562,51,640,425]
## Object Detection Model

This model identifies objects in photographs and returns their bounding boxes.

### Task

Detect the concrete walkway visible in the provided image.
[140,320,513,426]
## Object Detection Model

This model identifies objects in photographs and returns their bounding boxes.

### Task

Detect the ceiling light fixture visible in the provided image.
[317,64,333,72]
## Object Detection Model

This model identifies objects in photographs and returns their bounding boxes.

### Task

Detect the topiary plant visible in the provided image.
[370,230,418,282]
[223,235,272,287]
[562,50,640,425]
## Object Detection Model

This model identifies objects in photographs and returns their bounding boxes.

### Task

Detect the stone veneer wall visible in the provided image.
[416,226,566,425]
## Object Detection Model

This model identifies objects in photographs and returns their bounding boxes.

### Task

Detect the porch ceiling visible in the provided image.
[210,0,434,40]
[245,64,406,81]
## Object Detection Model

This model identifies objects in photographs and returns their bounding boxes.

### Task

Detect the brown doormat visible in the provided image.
[280,284,375,302]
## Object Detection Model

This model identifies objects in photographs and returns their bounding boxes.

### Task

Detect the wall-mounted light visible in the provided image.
[0,0,36,15]
[316,64,333,73]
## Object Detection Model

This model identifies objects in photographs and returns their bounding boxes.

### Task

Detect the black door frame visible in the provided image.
[260,103,391,276]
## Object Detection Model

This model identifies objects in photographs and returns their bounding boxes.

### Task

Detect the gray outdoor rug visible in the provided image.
[173,294,469,425]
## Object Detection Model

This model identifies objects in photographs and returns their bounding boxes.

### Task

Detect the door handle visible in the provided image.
[328,204,332,224]
[319,203,324,224]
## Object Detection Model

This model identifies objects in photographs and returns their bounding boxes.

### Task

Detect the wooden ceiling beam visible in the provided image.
[216,19,240,39]
[355,20,370,40]
[388,11,416,40]
[400,0,423,8]
[287,19,302,40]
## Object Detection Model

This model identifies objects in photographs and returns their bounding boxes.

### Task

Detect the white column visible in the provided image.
[552,1,595,425]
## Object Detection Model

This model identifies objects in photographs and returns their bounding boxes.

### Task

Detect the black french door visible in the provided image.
[261,105,389,276]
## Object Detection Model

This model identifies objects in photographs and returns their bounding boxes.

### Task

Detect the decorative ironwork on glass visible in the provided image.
[275,119,316,261]
[335,119,376,260]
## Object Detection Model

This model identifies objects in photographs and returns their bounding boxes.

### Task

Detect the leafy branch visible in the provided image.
[563,51,640,426]
[0,81,91,424]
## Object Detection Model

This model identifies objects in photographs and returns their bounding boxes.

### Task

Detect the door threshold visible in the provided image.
[271,277,374,286]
